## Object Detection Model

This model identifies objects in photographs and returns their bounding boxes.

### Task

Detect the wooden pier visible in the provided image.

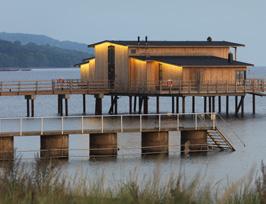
[0,79,264,117]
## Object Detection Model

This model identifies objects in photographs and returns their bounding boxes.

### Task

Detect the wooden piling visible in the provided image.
[65,98,68,116]
[138,96,143,114]
[143,96,148,114]
[252,94,256,115]
[95,94,103,115]
[156,96,160,114]
[115,95,118,114]
[235,96,238,116]
[192,96,195,113]
[226,96,229,116]
[82,94,86,115]
[176,96,179,113]
[182,96,186,113]
[212,96,215,112]
[129,96,132,114]
[241,96,245,117]
[204,96,207,113]
[208,97,212,112]
[26,98,30,117]
[172,96,175,113]
[218,96,221,113]
[133,96,137,113]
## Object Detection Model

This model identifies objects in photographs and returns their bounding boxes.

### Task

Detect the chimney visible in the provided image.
[145,36,148,45]
[207,36,212,42]
[137,36,140,45]
[228,52,234,63]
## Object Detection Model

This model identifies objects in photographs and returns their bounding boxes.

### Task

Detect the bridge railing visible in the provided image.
[0,113,216,136]
[0,79,265,95]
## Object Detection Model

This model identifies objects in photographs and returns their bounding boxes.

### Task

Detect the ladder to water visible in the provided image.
[207,128,235,152]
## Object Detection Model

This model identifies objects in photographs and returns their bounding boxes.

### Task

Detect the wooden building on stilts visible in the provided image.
[76,37,253,117]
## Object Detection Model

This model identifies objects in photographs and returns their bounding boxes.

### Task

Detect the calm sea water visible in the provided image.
[0,67,266,185]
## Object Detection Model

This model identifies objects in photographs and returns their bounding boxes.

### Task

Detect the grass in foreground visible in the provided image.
[0,158,264,204]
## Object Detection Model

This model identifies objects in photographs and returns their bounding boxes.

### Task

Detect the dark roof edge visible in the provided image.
[131,56,253,67]
[88,40,245,47]
[74,57,95,67]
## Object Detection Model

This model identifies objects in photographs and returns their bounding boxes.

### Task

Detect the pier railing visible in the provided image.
[0,79,265,96]
[0,113,216,137]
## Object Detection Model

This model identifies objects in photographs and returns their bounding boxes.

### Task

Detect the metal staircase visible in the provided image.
[207,128,236,152]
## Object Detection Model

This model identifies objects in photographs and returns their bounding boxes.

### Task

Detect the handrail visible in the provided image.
[0,79,265,95]
[216,114,246,148]
[0,113,216,136]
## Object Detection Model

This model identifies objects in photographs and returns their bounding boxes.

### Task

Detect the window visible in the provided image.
[130,49,137,54]
[235,70,246,81]
[108,46,115,88]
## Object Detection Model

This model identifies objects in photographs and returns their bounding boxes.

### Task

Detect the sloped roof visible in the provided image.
[88,40,244,48]
[132,56,253,67]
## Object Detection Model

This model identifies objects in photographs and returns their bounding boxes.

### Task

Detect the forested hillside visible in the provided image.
[0,40,88,68]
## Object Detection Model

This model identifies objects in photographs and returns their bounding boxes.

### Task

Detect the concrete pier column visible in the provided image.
[95,94,104,115]
[181,130,207,154]
[90,133,117,158]
[40,134,69,159]
[0,136,14,161]
[141,131,168,156]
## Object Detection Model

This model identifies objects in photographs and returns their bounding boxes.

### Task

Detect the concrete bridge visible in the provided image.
[0,113,236,160]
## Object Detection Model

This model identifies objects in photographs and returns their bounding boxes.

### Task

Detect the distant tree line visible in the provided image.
[0,39,89,68]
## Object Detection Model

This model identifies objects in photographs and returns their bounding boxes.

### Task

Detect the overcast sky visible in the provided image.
[0,0,265,65]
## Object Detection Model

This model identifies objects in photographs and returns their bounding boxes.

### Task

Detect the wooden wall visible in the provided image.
[80,59,95,81]
[94,43,129,87]
[182,67,246,84]
[129,58,183,88]
[129,47,229,58]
